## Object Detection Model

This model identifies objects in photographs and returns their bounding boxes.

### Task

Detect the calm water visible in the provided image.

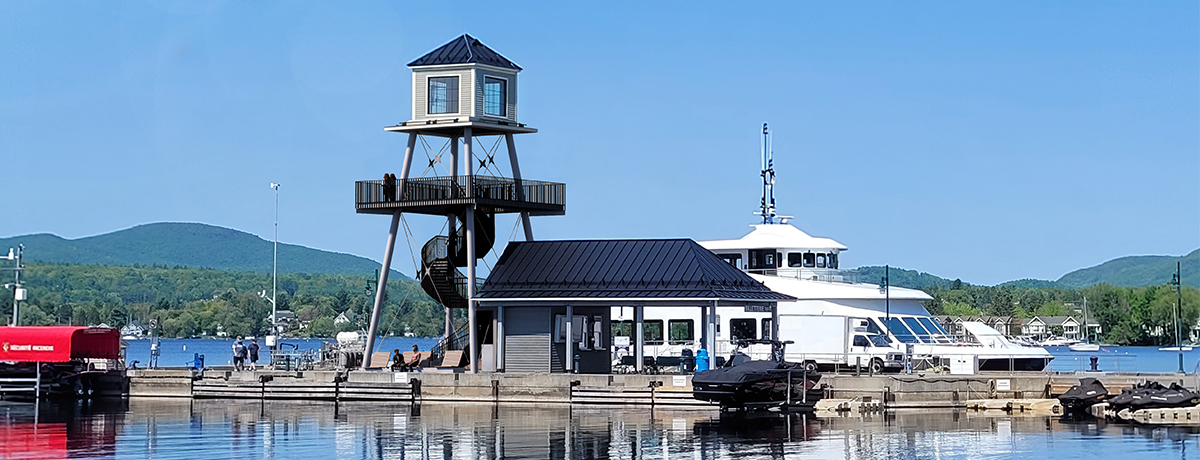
[126,339,1200,374]
[1,399,1197,459]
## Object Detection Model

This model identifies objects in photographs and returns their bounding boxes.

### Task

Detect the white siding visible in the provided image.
[412,67,473,120]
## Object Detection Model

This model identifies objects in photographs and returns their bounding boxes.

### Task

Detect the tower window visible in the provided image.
[484,76,507,116]
[428,76,459,114]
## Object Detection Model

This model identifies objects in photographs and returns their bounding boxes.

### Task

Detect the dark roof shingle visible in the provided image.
[476,239,792,301]
[409,34,521,70]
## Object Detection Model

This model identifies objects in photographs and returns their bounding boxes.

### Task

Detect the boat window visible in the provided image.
[852,335,870,347]
[880,317,919,343]
[867,334,890,347]
[902,317,932,343]
[918,317,950,337]
[764,253,775,267]
[803,253,815,268]
[643,320,664,345]
[668,320,694,345]
[829,253,838,269]
[717,253,743,270]
[730,318,757,341]
[816,254,826,268]
[788,253,803,268]
[761,318,772,339]
[776,252,782,268]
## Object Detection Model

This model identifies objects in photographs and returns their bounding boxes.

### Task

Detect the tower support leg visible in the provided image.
[464,128,478,373]
[362,133,415,369]
[505,134,534,241]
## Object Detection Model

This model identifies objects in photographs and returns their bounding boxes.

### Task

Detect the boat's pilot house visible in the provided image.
[717,249,841,272]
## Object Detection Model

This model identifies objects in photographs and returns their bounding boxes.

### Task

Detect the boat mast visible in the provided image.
[760,123,776,224]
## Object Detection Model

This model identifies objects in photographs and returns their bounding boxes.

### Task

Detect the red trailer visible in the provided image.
[0,326,123,398]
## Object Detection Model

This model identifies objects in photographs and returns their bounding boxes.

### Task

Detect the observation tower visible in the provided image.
[357,35,566,372]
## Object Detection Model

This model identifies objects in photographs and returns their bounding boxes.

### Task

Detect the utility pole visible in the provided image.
[3,245,25,326]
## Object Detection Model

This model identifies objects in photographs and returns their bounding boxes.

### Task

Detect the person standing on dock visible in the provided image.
[233,338,247,371]
[248,339,260,371]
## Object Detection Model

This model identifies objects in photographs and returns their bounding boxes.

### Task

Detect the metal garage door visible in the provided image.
[504,307,550,373]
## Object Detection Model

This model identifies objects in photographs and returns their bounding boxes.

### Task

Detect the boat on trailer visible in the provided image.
[692,339,822,411]
[0,326,124,398]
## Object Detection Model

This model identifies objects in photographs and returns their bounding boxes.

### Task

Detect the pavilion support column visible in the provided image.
[707,301,717,358]
[565,304,574,373]
[445,136,460,341]
[361,133,415,370]
[634,306,644,373]
[496,305,505,372]
[505,133,534,241]
[464,128,478,374]
[771,303,780,342]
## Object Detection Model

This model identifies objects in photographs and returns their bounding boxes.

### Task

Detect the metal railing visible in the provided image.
[746,267,859,284]
[355,175,565,209]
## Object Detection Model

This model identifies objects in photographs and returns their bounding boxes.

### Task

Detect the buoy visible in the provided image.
[183,345,187,351]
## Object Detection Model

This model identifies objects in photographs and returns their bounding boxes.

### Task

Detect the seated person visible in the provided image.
[407,344,422,370]
[390,349,405,371]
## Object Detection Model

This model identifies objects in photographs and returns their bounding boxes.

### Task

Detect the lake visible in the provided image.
[1,399,1197,459]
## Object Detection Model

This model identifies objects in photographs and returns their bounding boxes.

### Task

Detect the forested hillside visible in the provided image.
[1057,249,1200,288]
[0,223,399,276]
[2,262,449,338]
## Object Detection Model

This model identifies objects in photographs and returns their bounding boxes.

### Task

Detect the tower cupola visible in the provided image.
[408,34,520,124]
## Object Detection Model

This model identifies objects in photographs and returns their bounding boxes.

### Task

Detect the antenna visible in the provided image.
[759,123,777,224]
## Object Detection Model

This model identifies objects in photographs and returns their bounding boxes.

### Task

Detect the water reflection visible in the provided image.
[1,399,1197,459]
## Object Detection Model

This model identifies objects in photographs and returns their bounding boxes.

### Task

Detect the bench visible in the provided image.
[437,350,465,369]
[366,352,392,369]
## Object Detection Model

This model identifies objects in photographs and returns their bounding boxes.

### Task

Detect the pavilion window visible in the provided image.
[668,320,694,345]
[730,318,757,341]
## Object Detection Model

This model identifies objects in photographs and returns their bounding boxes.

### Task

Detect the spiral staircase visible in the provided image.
[421,212,494,353]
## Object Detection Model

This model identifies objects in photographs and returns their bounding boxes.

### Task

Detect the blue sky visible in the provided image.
[1,1,1196,285]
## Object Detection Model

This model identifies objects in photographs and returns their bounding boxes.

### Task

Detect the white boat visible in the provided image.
[1068,342,1100,352]
[1159,346,1194,352]
[657,124,1053,371]
[1040,337,1079,347]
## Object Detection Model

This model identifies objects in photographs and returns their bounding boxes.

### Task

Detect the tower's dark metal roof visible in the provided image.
[476,239,793,301]
[408,34,521,70]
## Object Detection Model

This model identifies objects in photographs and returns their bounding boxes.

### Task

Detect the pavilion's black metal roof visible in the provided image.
[409,34,521,70]
[476,239,793,301]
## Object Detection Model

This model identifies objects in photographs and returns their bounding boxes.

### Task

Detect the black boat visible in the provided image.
[1057,377,1108,414]
[692,340,822,411]
[1107,381,1200,412]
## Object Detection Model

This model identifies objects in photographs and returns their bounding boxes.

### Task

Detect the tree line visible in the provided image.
[2,262,453,338]
[3,262,1196,346]
[924,280,1200,345]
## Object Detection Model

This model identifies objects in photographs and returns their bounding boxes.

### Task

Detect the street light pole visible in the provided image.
[270,183,280,348]
[1172,261,1183,373]
[881,264,891,321]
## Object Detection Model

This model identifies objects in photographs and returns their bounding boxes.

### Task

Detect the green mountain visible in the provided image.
[0,222,401,277]
[1056,249,1200,289]
[853,266,958,290]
